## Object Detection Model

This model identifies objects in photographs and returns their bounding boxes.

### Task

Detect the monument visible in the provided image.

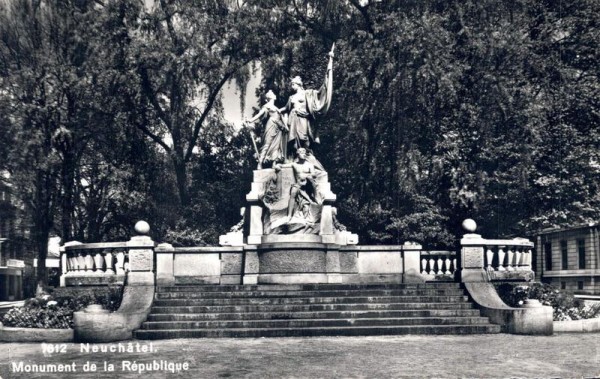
[220,46,359,284]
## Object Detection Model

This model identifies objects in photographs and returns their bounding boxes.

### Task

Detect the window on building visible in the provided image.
[544,242,552,271]
[560,281,566,290]
[577,281,584,290]
[577,239,586,269]
[560,240,568,270]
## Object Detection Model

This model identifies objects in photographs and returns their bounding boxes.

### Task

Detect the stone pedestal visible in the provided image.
[220,165,358,284]
[254,243,328,284]
[459,234,487,282]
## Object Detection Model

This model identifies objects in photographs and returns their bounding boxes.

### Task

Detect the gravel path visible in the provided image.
[1,334,599,378]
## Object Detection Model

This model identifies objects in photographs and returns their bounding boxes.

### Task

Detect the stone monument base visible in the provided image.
[255,242,341,284]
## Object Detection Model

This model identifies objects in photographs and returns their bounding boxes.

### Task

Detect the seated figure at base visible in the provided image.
[286,148,323,233]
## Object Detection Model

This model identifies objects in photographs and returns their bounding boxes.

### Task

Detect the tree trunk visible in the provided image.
[33,171,53,290]
[60,146,76,241]
[173,156,190,207]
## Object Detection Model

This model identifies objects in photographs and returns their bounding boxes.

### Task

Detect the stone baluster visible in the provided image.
[514,247,523,271]
[81,252,88,272]
[115,250,126,275]
[84,252,94,272]
[497,246,506,271]
[93,252,104,273]
[66,254,73,272]
[486,247,494,271]
[105,250,115,275]
[421,258,427,275]
[76,253,86,273]
[428,258,435,275]
[444,257,451,275]
[434,258,441,275]
[69,255,77,273]
[453,258,457,273]
[506,246,515,271]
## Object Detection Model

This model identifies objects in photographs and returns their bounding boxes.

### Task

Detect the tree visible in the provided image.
[109,0,278,208]
[252,0,600,244]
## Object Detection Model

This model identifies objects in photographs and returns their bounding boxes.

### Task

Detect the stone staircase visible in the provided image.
[134,283,501,339]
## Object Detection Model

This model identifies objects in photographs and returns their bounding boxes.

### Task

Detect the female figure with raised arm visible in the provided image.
[279,46,334,164]
[245,90,288,169]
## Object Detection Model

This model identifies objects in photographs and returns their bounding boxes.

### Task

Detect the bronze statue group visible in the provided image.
[244,47,334,232]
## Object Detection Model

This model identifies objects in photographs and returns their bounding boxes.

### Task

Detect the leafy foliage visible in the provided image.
[253,0,600,244]
[496,282,600,321]
[0,0,599,287]
[2,286,123,328]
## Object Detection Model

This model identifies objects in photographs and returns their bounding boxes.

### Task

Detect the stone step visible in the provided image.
[134,324,501,339]
[156,283,462,292]
[139,283,501,338]
[150,302,475,314]
[152,295,470,307]
[155,288,467,299]
[147,309,483,321]
[141,316,492,330]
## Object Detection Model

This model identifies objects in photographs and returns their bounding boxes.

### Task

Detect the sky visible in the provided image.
[222,68,262,128]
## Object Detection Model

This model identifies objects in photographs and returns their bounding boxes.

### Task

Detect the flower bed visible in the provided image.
[1,285,123,329]
[495,282,600,321]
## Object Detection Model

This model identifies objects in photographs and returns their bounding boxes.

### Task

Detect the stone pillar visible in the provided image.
[60,247,68,287]
[243,246,259,284]
[247,204,263,245]
[402,242,425,283]
[155,243,175,286]
[126,221,155,286]
[459,219,487,282]
[246,169,274,245]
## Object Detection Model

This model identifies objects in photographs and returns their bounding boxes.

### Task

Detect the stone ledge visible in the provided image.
[0,324,74,342]
[554,318,600,333]
[464,282,553,335]
[73,273,155,342]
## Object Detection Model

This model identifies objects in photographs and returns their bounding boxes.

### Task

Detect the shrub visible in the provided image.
[2,304,73,329]
[495,282,600,321]
[2,285,123,329]
[49,285,123,312]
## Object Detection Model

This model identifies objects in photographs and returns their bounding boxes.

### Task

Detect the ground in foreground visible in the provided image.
[1,333,598,378]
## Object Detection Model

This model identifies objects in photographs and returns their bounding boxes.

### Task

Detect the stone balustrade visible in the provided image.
[60,242,131,286]
[73,221,157,342]
[457,219,552,335]
[420,250,457,280]
[483,242,533,273]
[459,219,535,283]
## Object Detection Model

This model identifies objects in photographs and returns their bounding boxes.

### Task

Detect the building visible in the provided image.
[0,176,32,300]
[535,223,600,294]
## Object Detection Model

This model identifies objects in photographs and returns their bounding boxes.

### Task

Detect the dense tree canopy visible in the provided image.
[0,0,598,283]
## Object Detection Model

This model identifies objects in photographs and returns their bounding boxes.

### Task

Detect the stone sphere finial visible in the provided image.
[134,220,150,235]
[462,219,477,233]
